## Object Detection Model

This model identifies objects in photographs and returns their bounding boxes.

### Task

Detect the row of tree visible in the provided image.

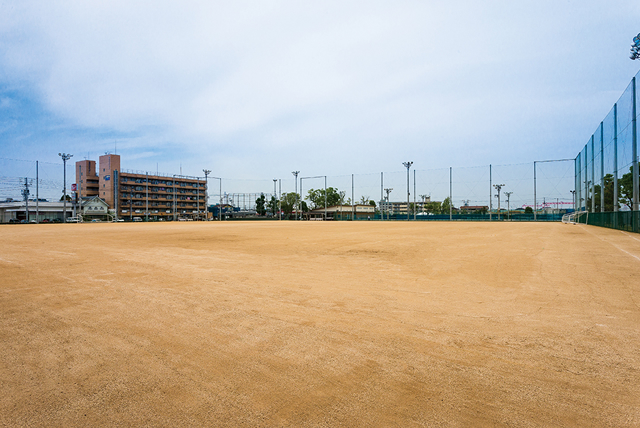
[587,169,638,212]
[254,187,377,216]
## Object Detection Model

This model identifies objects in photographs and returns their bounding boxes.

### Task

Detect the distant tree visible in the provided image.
[369,200,376,208]
[524,206,533,214]
[255,193,266,215]
[425,201,441,214]
[359,195,370,205]
[441,197,453,215]
[280,192,298,215]
[619,167,638,211]
[307,187,345,209]
[591,174,617,212]
[60,194,72,202]
[268,196,278,216]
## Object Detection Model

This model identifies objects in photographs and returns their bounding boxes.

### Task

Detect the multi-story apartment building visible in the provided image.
[76,154,207,221]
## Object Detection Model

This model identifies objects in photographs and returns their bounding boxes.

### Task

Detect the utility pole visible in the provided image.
[384,188,393,220]
[203,169,211,220]
[273,179,277,218]
[59,153,73,222]
[570,190,576,211]
[22,178,30,222]
[493,183,504,220]
[504,191,513,220]
[292,171,300,220]
[403,161,413,221]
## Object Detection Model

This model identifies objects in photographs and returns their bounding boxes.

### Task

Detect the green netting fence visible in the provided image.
[576,211,640,233]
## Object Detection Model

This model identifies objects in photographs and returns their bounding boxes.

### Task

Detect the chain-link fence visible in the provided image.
[574,69,639,232]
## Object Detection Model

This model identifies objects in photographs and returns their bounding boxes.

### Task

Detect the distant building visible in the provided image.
[305,204,375,220]
[0,200,70,223]
[76,154,207,221]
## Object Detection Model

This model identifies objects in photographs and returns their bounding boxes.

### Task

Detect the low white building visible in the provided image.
[0,200,72,223]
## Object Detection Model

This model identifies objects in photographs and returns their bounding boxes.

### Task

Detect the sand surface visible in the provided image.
[1,221,640,427]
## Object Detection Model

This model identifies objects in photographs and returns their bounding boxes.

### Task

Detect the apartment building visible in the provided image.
[76,154,207,220]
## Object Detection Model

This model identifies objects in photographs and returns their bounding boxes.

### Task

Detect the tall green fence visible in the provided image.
[577,211,640,233]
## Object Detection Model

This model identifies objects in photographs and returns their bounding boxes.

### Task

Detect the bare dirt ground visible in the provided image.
[1,221,639,427]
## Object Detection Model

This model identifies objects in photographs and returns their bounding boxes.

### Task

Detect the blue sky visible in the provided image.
[1,1,639,199]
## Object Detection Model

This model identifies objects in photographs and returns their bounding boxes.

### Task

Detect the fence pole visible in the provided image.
[36,161,39,223]
[351,173,354,221]
[600,122,605,212]
[534,161,537,221]
[591,135,595,213]
[413,170,416,221]
[632,77,639,213]
[489,164,492,221]
[380,172,383,220]
[449,167,452,220]
[614,103,619,214]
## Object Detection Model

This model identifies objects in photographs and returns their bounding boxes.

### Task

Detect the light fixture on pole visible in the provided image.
[504,191,513,220]
[570,190,576,211]
[292,171,300,220]
[402,162,413,221]
[203,169,211,220]
[384,188,393,220]
[493,183,504,220]
[58,153,73,222]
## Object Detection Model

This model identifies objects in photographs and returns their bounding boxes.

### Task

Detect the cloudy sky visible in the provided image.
[1,1,639,190]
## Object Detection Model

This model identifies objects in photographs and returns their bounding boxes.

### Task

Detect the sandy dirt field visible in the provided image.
[1,221,639,427]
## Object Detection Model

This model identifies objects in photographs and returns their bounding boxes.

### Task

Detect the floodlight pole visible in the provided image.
[504,191,513,220]
[203,169,211,220]
[413,169,416,221]
[570,190,576,211]
[493,184,504,220]
[59,153,73,222]
[403,162,413,221]
[292,171,300,220]
[384,188,393,220]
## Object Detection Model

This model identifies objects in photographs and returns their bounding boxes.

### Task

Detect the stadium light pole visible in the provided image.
[59,153,73,222]
[384,188,393,220]
[493,183,504,220]
[292,171,300,220]
[504,191,513,220]
[203,169,211,220]
[403,162,413,221]
[570,190,576,211]
[273,179,277,218]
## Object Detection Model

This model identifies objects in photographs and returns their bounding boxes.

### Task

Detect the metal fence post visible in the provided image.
[591,135,595,213]
[600,122,604,212]
[533,161,537,221]
[632,77,639,232]
[449,167,452,220]
[489,164,492,221]
[614,103,619,214]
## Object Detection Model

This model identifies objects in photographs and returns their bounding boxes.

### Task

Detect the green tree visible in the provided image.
[524,206,533,214]
[255,193,266,216]
[591,174,617,212]
[307,187,345,209]
[268,196,278,216]
[619,167,638,211]
[425,201,441,214]
[441,197,453,215]
[280,192,298,215]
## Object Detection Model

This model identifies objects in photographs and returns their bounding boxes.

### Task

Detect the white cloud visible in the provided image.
[1,0,639,182]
